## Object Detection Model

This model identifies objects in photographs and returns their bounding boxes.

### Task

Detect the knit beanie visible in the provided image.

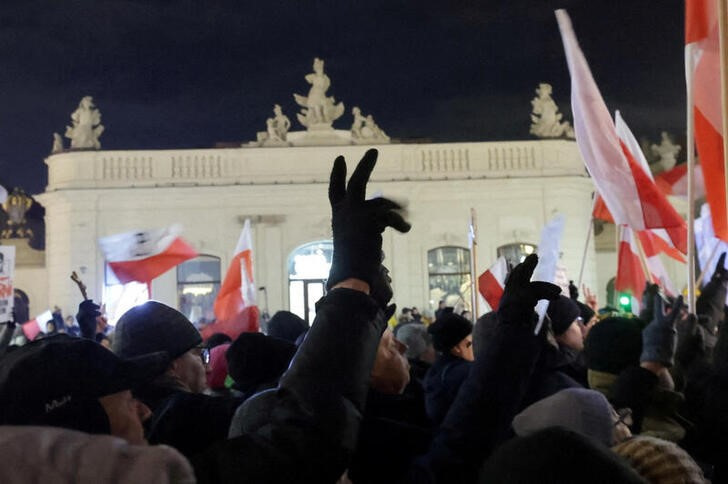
[584,317,643,375]
[612,436,706,483]
[547,296,581,336]
[113,301,202,359]
[513,388,615,447]
[395,323,431,360]
[479,427,644,484]
[428,313,472,352]
[267,311,309,343]
[226,333,297,389]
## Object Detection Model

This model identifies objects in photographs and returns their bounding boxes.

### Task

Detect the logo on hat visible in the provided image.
[45,394,72,413]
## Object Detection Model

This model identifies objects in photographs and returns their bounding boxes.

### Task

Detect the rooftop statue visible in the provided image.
[65,96,104,149]
[258,104,292,146]
[529,83,575,139]
[651,131,681,172]
[293,58,344,129]
[351,107,390,143]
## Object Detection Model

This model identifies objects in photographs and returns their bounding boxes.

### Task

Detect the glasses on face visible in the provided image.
[193,346,210,365]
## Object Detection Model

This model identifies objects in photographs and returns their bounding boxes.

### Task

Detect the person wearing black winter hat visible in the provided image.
[112,300,245,458]
[266,310,309,344]
[423,313,474,425]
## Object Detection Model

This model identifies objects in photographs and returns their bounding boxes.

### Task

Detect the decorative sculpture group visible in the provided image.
[529,83,574,139]
[651,132,681,172]
[293,58,345,129]
[64,96,104,149]
[351,107,389,143]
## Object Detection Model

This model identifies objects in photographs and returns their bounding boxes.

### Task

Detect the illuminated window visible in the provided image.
[288,241,333,324]
[177,255,221,327]
[427,246,472,313]
[496,242,536,269]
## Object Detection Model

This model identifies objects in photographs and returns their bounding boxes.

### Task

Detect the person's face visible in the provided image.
[98,390,151,446]
[556,320,585,351]
[450,334,474,361]
[370,329,410,394]
[611,406,633,444]
[170,348,208,393]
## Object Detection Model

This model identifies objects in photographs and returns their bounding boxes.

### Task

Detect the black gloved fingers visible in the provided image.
[346,148,378,202]
[505,253,538,289]
[529,281,562,301]
[384,304,397,322]
[328,155,347,204]
[715,252,728,280]
[377,210,412,233]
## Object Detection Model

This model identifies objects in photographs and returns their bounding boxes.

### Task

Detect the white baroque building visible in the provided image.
[32,138,605,324]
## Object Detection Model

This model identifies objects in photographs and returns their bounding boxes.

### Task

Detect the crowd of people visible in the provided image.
[0,149,725,483]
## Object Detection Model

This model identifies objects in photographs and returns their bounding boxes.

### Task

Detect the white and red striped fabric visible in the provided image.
[616,226,647,301]
[203,219,259,339]
[21,310,52,340]
[687,0,727,240]
[655,163,705,199]
[478,256,508,311]
[557,10,686,253]
[637,231,678,296]
[99,224,198,285]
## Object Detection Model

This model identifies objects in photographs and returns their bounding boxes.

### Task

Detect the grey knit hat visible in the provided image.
[112,301,202,359]
[513,388,615,447]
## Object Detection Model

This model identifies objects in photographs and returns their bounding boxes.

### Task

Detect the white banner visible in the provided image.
[0,246,16,323]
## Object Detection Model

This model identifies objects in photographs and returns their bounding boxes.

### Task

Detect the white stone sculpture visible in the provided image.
[65,96,104,149]
[271,104,291,141]
[651,132,681,172]
[51,133,64,153]
[258,104,292,146]
[350,107,390,143]
[529,83,575,139]
[293,58,345,129]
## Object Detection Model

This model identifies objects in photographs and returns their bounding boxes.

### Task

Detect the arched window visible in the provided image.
[496,242,537,269]
[288,240,333,324]
[427,246,471,313]
[177,255,221,327]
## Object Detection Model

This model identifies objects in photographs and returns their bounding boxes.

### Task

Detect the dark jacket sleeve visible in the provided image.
[192,288,385,484]
[695,276,726,332]
[415,323,543,483]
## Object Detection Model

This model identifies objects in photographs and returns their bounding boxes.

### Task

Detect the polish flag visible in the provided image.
[687,0,727,240]
[21,310,52,341]
[655,163,705,199]
[203,219,259,340]
[637,231,678,296]
[616,225,647,302]
[99,224,198,285]
[478,256,508,311]
[557,10,686,252]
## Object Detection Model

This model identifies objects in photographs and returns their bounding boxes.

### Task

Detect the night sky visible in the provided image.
[0,0,684,195]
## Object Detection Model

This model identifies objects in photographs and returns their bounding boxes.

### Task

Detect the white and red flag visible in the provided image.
[203,219,259,340]
[616,225,647,306]
[21,309,52,341]
[99,224,198,286]
[557,10,687,253]
[478,256,508,311]
[686,0,728,240]
[637,231,678,296]
[655,163,705,199]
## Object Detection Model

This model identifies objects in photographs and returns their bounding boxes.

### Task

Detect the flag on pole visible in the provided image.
[99,224,198,285]
[203,219,260,339]
[637,229,686,263]
[556,10,686,250]
[21,309,52,341]
[637,231,678,296]
[477,256,507,311]
[616,225,647,306]
[655,163,705,199]
[532,213,566,334]
[686,0,728,240]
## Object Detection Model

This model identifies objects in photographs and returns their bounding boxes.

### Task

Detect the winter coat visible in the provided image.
[423,353,471,426]
[0,425,195,483]
[196,288,386,483]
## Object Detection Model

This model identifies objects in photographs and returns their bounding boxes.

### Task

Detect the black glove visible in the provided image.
[640,295,681,367]
[711,252,728,284]
[327,149,411,305]
[497,254,561,327]
[568,280,579,300]
[77,299,101,339]
[675,313,706,368]
[638,282,660,323]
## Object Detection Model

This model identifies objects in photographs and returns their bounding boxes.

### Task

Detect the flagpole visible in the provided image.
[469,208,480,320]
[577,195,598,288]
[686,37,698,313]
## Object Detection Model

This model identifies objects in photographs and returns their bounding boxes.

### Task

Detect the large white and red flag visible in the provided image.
[203,219,259,340]
[557,10,687,253]
[637,231,678,296]
[655,163,705,199]
[99,224,198,286]
[687,0,728,240]
[477,256,508,311]
[616,225,647,307]
[21,309,52,341]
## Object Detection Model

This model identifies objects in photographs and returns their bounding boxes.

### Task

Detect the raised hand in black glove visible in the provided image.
[641,295,682,368]
[568,280,579,300]
[638,282,660,322]
[675,313,706,368]
[327,149,411,307]
[77,299,101,339]
[711,252,728,284]
[497,253,561,327]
